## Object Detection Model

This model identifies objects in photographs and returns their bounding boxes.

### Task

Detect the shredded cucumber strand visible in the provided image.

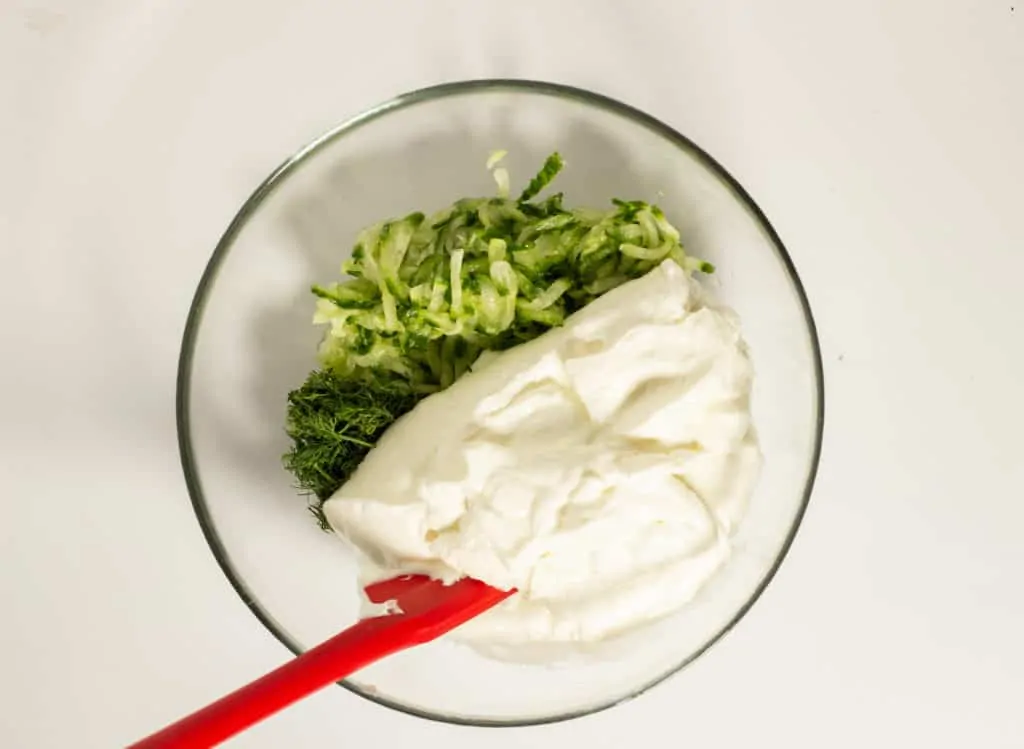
[450,249,465,313]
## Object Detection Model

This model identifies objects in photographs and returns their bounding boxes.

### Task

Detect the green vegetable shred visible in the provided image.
[284,152,712,525]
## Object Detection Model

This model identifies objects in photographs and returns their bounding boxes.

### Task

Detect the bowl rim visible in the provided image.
[176,77,825,727]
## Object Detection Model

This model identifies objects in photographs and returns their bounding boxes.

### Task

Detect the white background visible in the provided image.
[2,1,1022,747]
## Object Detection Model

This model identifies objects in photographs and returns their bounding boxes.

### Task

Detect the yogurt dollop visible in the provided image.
[324,260,761,656]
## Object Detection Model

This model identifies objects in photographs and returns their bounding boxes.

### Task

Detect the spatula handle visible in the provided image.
[129,576,513,748]
[128,616,409,748]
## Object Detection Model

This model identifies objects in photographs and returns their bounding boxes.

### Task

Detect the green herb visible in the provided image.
[283,370,421,527]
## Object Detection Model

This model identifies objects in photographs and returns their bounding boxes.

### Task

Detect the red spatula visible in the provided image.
[129,575,514,748]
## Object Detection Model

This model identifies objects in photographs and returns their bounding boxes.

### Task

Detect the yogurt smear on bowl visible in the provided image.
[324,259,761,659]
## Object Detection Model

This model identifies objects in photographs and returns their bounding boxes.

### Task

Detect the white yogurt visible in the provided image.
[324,260,761,657]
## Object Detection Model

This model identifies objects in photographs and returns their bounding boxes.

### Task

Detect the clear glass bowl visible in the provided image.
[177,79,824,725]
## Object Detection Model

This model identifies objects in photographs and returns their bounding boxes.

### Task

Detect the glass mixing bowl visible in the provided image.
[177,79,824,725]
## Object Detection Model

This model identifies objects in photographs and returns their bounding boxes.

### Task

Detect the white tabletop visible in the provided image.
[3,1,1022,747]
